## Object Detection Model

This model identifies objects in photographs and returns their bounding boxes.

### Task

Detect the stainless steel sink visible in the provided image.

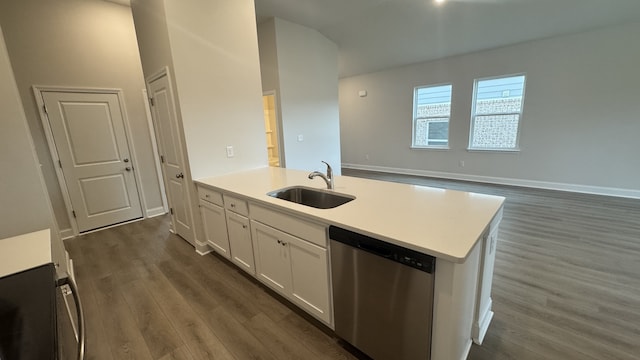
[267,186,355,209]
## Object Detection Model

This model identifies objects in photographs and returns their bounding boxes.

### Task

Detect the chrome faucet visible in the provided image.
[308,161,334,190]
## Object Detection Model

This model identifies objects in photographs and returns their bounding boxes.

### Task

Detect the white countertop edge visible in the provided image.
[195,168,505,263]
[0,229,52,278]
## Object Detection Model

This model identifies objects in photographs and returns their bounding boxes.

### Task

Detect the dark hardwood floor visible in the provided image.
[65,169,640,359]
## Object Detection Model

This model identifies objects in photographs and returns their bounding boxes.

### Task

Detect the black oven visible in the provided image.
[0,264,56,360]
[0,263,84,360]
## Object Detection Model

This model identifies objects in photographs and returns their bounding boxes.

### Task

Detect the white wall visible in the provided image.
[339,21,640,196]
[0,0,165,233]
[131,0,268,248]
[0,25,66,269]
[258,18,342,175]
[164,0,268,179]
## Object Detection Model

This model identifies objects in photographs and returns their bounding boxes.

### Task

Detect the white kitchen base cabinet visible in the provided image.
[251,220,331,326]
[226,211,255,275]
[199,199,230,259]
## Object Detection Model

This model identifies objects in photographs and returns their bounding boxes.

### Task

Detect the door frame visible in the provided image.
[33,85,146,236]
[141,88,169,215]
[263,89,285,167]
[145,67,196,243]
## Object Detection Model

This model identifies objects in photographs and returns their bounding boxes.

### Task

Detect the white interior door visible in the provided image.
[147,73,194,244]
[42,91,143,233]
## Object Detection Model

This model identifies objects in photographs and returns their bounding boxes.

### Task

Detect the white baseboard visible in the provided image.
[460,339,473,360]
[195,240,212,256]
[60,228,74,240]
[342,163,640,199]
[473,305,494,345]
[145,206,167,218]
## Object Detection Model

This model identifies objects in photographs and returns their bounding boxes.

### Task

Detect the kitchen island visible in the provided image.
[195,167,504,360]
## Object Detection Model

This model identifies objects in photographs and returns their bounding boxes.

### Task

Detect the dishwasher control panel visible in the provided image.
[329,226,435,273]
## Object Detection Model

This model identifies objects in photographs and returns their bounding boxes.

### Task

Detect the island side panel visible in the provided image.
[473,207,503,344]
[431,241,481,360]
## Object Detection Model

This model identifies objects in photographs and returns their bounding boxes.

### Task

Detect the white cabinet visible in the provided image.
[224,195,255,275]
[226,211,255,274]
[252,221,292,293]
[198,187,230,259]
[251,220,331,325]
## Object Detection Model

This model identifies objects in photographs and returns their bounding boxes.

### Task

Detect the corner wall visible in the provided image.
[258,18,342,175]
[0,24,66,270]
[164,0,268,179]
[339,21,640,196]
[0,0,165,233]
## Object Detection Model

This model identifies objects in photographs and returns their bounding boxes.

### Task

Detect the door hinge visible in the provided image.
[170,207,173,215]
[160,155,165,163]
[149,97,155,106]
[72,210,76,218]
[43,104,48,114]
[58,160,62,168]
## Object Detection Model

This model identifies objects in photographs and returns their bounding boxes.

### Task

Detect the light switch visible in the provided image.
[226,146,234,158]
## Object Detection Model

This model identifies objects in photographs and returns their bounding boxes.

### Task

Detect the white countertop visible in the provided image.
[196,167,504,263]
[0,229,52,278]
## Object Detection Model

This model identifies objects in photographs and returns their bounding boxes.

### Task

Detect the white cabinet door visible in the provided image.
[252,220,331,326]
[251,220,291,295]
[199,199,230,259]
[226,212,255,275]
[289,236,331,324]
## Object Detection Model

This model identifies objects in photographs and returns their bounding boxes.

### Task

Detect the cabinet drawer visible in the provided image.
[249,204,327,248]
[224,194,248,216]
[197,186,223,206]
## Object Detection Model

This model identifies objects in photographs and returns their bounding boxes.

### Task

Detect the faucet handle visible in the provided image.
[321,161,332,176]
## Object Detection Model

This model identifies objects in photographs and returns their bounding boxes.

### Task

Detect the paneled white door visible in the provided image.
[147,73,194,244]
[42,91,143,232]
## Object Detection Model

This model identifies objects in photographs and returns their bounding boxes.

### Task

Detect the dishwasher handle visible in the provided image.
[357,241,393,259]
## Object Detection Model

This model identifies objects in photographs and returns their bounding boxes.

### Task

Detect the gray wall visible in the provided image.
[339,21,640,196]
[0,0,164,233]
[258,18,342,174]
[0,24,66,268]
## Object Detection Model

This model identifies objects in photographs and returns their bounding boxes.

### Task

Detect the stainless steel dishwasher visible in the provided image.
[329,226,436,360]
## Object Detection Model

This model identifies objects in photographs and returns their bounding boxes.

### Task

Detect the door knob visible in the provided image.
[125,167,132,171]
[176,173,184,179]
[123,158,129,163]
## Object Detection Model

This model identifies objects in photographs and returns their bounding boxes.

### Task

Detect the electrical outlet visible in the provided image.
[459,160,465,167]
[365,154,370,160]
[226,146,234,158]
[297,134,304,142]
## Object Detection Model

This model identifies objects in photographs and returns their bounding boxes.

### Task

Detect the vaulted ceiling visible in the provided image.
[254,0,640,78]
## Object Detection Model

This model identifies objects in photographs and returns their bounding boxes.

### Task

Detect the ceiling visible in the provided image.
[254,0,640,78]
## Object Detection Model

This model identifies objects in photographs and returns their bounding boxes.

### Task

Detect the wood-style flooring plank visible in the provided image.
[140,264,235,360]
[246,313,318,360]
[92,275,154,360]
[120,279,184,359]
[205,306,277,360]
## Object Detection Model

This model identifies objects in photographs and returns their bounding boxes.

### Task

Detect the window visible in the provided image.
[412,84,452,148]
[469,74,526,150]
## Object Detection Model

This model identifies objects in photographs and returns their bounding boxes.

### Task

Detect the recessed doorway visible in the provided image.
[263,91,282,167]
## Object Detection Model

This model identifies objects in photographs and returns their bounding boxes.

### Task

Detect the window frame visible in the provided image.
[468,73,527,152]
[411,83,452,150]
